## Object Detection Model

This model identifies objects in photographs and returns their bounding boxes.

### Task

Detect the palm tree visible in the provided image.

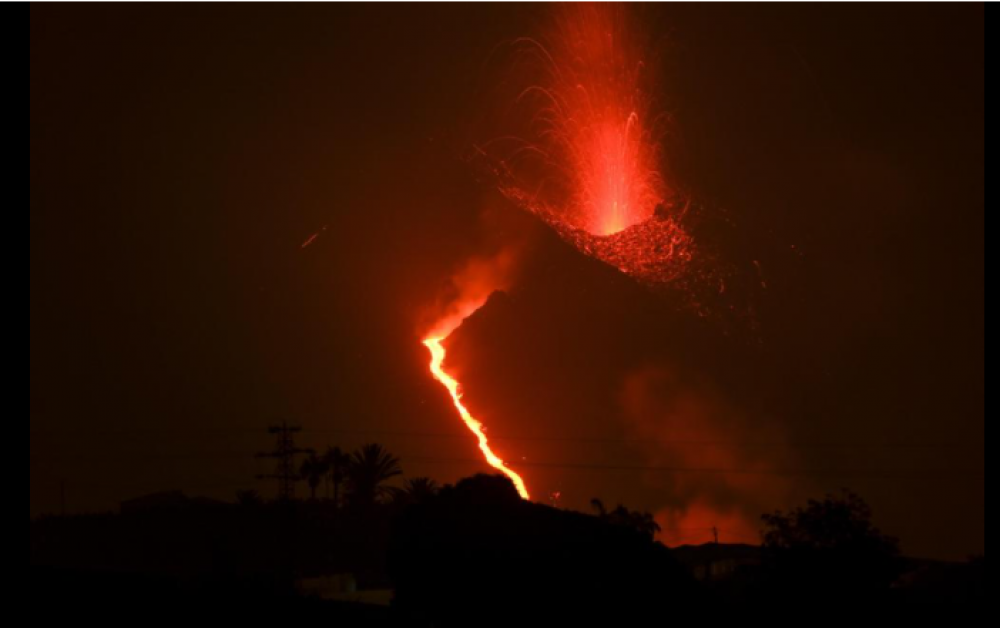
[403,477,440,504]
[300,453,329,501]
[323,446,349,508]
[346,443,403,507]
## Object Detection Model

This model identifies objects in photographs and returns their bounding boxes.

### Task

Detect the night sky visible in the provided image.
[30,4,984,560]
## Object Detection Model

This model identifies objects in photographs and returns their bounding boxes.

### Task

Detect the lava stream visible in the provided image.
[423,336,531,500]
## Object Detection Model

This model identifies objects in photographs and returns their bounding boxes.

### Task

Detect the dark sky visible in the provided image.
[30,4,983,560]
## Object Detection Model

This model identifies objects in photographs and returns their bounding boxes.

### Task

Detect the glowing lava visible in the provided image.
[496,4,670,237]
[478,4,698,291]
[423,335,531,500]
[530,3,666,237]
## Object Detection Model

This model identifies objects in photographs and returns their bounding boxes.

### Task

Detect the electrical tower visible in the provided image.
[256,421,314,501]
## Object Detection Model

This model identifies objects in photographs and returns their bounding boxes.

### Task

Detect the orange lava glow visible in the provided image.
[480,5,699,292]
[503,4,669,236]
[423,335,531,500]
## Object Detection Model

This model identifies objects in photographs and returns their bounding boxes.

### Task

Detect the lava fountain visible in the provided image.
[484,4,696,290]
[499,4,669,235]
[525,3,667,236]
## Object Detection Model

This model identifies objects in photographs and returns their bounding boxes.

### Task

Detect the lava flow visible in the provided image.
[423,334,531,500]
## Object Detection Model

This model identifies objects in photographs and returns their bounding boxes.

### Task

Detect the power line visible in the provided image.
[28,426,982,450]
[301,429,982,450]
[404,456,986,481]
[28,452,985,481]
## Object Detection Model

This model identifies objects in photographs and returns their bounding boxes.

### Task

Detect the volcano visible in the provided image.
[431,210,788,530]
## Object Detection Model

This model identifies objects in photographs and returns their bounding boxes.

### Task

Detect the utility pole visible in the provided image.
[256,421,314,501]
[713,526,720,545]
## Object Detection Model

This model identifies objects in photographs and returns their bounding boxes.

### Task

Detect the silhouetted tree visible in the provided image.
[323,446,349,507]
[761,490,902,599]
[622,509,662,541]
[591,499,662,541]
[390,474,701,622]
[441,473,523,506]
[401,477,440,505]
[346,444,403,507]
[299,454,329,502]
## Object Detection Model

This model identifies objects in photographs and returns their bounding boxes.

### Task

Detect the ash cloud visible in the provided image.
[419,200,538,341]
[619,364,803,546]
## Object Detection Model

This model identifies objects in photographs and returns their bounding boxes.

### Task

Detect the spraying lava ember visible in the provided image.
[423,333,531,500]
[483,4,697,290]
